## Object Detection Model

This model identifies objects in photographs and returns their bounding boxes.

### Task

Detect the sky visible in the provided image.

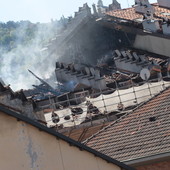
[1,0,157,23]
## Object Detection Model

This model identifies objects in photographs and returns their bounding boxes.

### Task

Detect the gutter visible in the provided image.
[0,105,135,170]
[124,152,170,167]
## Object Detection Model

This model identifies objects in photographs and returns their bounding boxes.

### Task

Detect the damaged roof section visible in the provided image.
[3,50,169,131]
[84,86,170,163]
[2,0,170,138]
[0,81,36,119]
[102,2,170,38]
[112,49,169,76]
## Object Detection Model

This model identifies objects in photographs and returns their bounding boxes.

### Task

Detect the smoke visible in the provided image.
[0,22,59,91]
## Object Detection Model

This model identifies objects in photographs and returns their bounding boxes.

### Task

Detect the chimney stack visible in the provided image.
[92,4,98,16]
[158,0,170,9]
[134,0,155,14]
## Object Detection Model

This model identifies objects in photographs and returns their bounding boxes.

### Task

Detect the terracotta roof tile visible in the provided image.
[106,3,170,21]
[85,87,170,162]
[106,7,142,21]
[62,122,110,142]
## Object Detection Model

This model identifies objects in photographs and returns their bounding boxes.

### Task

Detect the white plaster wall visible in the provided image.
[0,111,121,170]
[133,34,170,57]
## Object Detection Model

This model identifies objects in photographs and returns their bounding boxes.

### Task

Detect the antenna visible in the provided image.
[140,68,150,80]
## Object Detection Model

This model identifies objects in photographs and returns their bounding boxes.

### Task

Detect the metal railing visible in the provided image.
[41,77,170,129]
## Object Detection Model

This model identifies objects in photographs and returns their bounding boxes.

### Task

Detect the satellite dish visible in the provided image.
[140,68,150,80]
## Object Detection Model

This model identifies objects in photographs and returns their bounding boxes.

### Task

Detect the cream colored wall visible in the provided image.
[0,111,121,170]
[133,35,170,57]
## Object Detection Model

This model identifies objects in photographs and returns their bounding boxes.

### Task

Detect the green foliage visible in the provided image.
[0,20,59,52]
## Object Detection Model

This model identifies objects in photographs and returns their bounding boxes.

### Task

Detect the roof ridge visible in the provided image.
[83,85,170,144]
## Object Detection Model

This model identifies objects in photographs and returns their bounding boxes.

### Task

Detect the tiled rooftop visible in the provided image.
[84,87,170,162]
[106,3,170,21]
[62,122,110,142]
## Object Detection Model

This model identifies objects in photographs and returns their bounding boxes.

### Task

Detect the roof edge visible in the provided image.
[0,105,134,170]
[124,152,170,167]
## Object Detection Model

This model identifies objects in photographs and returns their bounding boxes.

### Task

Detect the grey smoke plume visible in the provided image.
[0,22,59,91]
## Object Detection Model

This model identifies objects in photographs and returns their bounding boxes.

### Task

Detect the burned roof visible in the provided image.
[0,82,11,93]
[84,87,170,162]
[106,3,170,21]
[0,82,27,102]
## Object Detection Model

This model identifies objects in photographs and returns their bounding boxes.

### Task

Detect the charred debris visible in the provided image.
[2,0,170,130]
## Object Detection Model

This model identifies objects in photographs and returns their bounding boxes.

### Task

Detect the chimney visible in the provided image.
[134,0,155,14]
[83,3,91,16]
[111,0,121,10]
[92,4,98,16]
[97,0,104,7]
[158,0,170,9]
[142,19,161,32]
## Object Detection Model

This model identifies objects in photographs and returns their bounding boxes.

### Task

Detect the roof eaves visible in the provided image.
[124,152,170,167]
[0,105,134,170]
